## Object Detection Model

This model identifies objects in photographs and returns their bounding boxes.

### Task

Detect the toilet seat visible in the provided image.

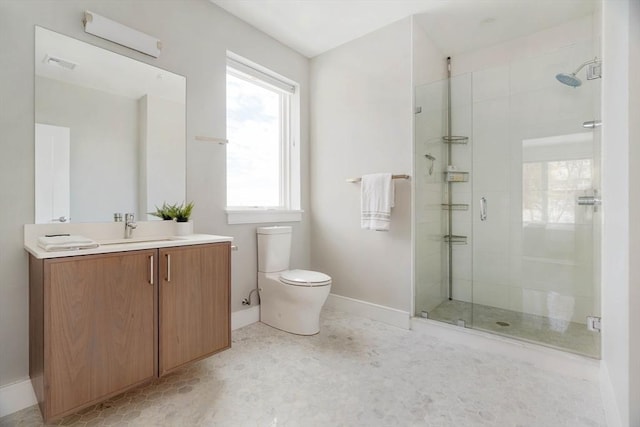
[279,269,331,287]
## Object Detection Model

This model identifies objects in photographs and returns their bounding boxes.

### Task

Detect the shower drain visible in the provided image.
[496,321,510,327]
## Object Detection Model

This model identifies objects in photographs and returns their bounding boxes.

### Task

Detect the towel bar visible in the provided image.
[195,135,228,144]
[346,174,410,183]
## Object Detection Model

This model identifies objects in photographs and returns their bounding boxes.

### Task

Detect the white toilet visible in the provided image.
[257,226,331,335]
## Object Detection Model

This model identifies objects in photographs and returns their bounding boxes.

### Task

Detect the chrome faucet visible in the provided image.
[124,213,137,238]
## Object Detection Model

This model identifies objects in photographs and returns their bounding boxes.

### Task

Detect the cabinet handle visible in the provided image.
[166,254,171,282]
[149,255,154,285]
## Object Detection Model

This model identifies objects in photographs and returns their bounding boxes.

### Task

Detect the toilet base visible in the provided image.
[258,272,331,335]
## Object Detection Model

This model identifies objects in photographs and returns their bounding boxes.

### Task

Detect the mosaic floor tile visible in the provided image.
[0,308,605,426]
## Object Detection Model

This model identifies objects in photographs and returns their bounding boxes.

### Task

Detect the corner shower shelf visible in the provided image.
[444,171,469,182]
[441,203,469,211]
[444,235,467,245]
[442,135,469,144]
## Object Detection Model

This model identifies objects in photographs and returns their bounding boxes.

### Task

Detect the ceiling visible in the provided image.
[211,0,598,58]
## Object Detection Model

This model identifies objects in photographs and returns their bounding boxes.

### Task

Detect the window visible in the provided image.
[523,159,592,224]
[521,132,594,225]
[225,54,301,224]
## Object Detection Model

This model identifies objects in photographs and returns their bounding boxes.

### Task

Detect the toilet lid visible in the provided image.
[280,269,332,287]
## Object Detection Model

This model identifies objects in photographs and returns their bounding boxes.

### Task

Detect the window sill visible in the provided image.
[225,209,303,225]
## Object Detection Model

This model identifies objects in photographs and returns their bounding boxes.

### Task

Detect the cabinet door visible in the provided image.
[159,243,230,375]
[45,250,156,418]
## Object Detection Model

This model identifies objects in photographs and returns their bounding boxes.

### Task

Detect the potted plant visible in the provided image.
[149,202,174,220]
[169,201,194,223]
[171,201,194,235]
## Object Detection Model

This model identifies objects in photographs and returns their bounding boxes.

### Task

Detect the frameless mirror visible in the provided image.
[34,26,186,224]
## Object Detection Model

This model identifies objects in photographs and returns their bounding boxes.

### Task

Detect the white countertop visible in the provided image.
[24,221,233,259]
[25,233,233,259]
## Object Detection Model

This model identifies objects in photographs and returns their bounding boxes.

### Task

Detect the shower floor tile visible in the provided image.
[427,299,601,358]
[1,307,604,426]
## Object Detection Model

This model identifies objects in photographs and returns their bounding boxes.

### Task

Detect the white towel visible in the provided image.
[361,173,394,231]
[37,235,99,252]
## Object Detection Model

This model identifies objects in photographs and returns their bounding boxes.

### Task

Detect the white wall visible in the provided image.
[412,20,447,88]
[36,76,138,222]
[310,18,413,313]
[0,0,309,392]
[601,0,639,425]
[139,95,186,220]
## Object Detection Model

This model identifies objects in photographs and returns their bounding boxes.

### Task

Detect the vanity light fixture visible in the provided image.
[83,11,162,58]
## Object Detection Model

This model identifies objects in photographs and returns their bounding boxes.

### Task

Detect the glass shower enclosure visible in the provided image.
[414,43,601,358]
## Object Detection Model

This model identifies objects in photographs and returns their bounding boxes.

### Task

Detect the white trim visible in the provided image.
[325,294,411,330]
[600,363,623,427]
[411,317,600,381]
[225,53,301,214]
[0,379,37,418]
[226,209,303,225]
[231,305,260,330]
[227,53,296,94]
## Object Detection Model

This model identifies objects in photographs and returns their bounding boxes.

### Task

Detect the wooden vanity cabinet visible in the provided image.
[30,250,157,421]
[29,241,231,422]
[159,242,231,375]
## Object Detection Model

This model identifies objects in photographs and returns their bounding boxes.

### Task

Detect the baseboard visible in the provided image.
[231,305,260,331]
[0,378,37,418]
[411,317,600,381]
[325,294,411,330]
[600,362,623,427]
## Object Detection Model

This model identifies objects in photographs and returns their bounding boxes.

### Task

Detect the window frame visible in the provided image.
[224,53,302,224]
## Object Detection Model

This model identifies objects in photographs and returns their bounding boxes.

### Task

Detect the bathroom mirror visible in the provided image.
[34,26,186,224]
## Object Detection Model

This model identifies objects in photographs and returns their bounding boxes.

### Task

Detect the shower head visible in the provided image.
[556,57,601,87]
[556,72,582,87]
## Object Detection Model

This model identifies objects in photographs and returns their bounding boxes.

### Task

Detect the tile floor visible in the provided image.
[427,300,601,358]
[0,308,605,426]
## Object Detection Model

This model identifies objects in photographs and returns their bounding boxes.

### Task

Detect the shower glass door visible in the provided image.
[470,44,601,357]
[414,73,474,325]
[414,42,601,358]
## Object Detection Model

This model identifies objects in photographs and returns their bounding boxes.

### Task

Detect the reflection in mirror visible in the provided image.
[35,26,186,223]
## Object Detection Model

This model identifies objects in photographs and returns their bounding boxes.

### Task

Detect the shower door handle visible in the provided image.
[577,196,602,206]
[577,189,601,212]
[480,197,487,221]
[577,189,601,206]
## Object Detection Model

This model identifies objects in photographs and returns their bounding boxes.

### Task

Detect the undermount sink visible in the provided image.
[99,236,185,245]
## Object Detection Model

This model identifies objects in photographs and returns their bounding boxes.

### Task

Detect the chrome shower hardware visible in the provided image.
[556,57,602,87]
[442,57,470,301]
[577,190,602,212]
[583,120,602,129]
[424,153,436,175]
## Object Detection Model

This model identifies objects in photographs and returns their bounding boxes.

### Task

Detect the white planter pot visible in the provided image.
[174,220,193,236]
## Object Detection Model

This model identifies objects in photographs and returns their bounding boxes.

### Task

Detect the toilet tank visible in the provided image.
[257,226,292,273]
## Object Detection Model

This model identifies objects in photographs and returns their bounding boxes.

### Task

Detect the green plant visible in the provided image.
[170,201,194,222]
[149,202,173,220]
